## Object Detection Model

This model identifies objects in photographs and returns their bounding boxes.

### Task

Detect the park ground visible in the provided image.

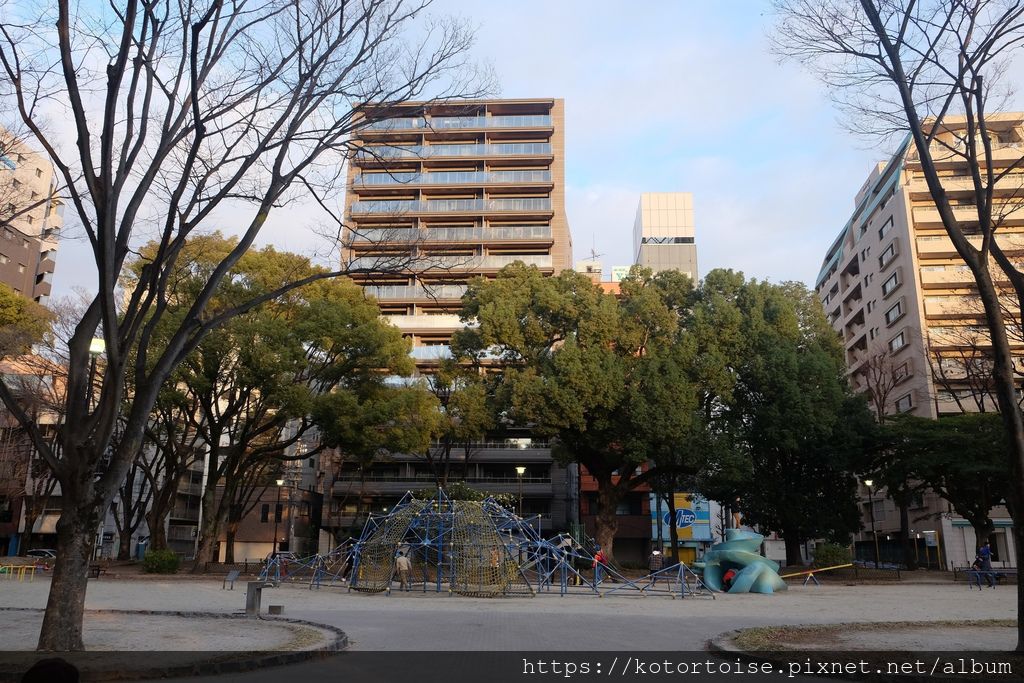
[0,576,1015,652]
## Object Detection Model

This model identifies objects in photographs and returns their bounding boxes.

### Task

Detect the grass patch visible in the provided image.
[732,619,1016,651]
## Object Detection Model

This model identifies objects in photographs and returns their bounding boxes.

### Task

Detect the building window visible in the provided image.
[894,360,911,382]
[34,168,42,178]
[260,504,269,522]
[888,330,907,352]
[878,241,897,268]
[0,254,8,264]
[275,503,283,523]
[866,300,875,313]
[895,392,914,412]
[17,264,24,274]
[881,271,900,297]
[884,301,904,326]
[878,216,894,239]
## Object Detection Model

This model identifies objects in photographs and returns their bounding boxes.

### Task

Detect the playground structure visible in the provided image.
[697,529,788,594]
[260,489,715,598]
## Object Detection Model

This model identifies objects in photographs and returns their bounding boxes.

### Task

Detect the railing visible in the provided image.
[350,198,552,214]
[363,284,468,300]
[167,526,197,541]
[349,254,552,270]
[355,143,552,159]
[347,225,552,243]
[332,475,552,484]
[169,507,200,522]
[383,314,466,328]
[410,345,453,360]
[361,115,551,131]
[353,170,551,186]
[437,439,551,450]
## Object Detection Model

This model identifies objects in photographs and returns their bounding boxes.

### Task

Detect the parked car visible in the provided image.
[266,551,298,562]
[26,549,57,559]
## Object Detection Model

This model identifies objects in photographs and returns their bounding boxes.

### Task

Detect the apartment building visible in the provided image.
[0,131,61,303]
[633,192,697,281]
[815,114,1024,570]
[335,98,576,537]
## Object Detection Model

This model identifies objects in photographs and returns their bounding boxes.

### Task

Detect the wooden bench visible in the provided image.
[87,564,107,579]
[222,569,241,590]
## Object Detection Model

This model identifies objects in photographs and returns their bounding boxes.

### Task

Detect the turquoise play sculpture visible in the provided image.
[698,529,787,594]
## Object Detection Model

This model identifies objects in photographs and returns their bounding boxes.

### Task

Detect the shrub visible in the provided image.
[142,548,180,574]
[812,542,851,568]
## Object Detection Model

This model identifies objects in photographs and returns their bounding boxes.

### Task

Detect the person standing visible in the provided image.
[979,541,996,588]
[592,546,608,585]
[648,550,664,586]
[395,551,412,592]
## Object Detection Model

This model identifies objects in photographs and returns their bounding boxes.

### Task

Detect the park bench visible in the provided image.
[222,569,241,590]
[87,564,107,579]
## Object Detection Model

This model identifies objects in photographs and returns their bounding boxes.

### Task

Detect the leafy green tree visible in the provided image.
[710,279,875,566]
[127,233,414,566]
[454,264,734,560]
[314,383,439,530]
[878,413,1009,552]
[418,360,495,488]
[0,282,50,358]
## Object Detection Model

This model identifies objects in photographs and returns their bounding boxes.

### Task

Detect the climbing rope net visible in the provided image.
[261,489,714,599]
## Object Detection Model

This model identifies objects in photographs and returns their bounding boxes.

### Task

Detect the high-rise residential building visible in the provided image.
[0,131,61,303]
[335,98,576,536]
[633,192,697,281]
[815,113,1024,571]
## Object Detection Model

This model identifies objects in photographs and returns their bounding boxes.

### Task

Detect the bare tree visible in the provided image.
[774,0,1024,648]
[0,0,489,650]
[860,351,907,420]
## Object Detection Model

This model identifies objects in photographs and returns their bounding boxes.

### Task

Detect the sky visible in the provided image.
[48,1,921,299]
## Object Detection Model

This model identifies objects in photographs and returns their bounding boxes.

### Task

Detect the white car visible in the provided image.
[26,549,57,559]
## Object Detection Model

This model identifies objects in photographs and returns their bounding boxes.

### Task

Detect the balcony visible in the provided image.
[353,170,552,187]
[410,345,453,361]
[347,225,553,244]
[350,198,552,215]
[349,254,552,272]
[355,142,552,161]
[916,232,1024,257]
[331,476,553,498]
[360,115,552,131]
[170,506,200,522]
[384,314,466,330]
[362,284,468,301]
[913,204,1024,227]
[919,264,975,286]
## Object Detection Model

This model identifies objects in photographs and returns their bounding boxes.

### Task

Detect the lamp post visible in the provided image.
[273,477,284,556]
[515,466,526,517]
[863,478,880,569]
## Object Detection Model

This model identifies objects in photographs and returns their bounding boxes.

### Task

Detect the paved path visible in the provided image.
[0,578,1014,651]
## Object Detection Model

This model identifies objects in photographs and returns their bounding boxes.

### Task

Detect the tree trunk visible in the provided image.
[116,526,133,561]
[224,522,238,564]
[191,492,225,571]
[898,501,917,570]
[593,478,620,562]
[145,507,168,551]
[971,519,995,554]
[783,531,804,567]
[37,500,97,651]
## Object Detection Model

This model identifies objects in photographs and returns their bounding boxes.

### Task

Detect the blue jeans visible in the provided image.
[970,570,995,588]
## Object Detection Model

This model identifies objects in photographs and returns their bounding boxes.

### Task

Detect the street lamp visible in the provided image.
[273,477,285,556]
[515,466,526,517]
[863,478,880,569]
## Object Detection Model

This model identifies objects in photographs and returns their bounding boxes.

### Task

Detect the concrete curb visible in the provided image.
[706,629,1015,683]
[0,607,349,681]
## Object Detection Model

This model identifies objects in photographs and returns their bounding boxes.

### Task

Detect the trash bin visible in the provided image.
[135,540,148,560]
